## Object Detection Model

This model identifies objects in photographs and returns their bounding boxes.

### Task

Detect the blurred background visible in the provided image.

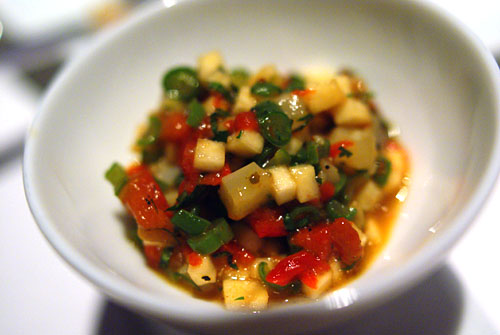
[0,0,499,334]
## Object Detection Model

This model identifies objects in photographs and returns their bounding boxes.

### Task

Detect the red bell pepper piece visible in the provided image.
[265,250,329,287]
[120,165,173,230]
[247,207,287,238]
[160,112,192,142]
[234,111,259,132]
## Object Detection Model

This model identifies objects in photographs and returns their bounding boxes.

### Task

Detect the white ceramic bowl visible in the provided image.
[24,0,500,334]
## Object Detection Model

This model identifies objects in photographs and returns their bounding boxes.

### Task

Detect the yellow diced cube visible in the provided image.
[302,270,333,299]
[219,162,272,220]
[226,130,264,158]
[285,136,303,155]
[353,180,383,212]
[223,279,269,310]
[330,127,377,170]
[334,75,352,95]
[193,138,225,172]
[302,80,346,114]
[233,86,257,114]
[198,51,225,82]
[187,255,217,286]
[289,164,320,203]
[332,98,372,127]
[268,166,297,205]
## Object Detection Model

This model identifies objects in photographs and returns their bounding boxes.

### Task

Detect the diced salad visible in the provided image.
[105,51,410,310]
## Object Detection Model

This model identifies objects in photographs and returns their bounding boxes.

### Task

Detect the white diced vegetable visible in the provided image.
[197,51,225,83]
[334,75,352,95]
[364,217,382,245]
[164,188,179,207]
[150,157,181,187]
[302,80,345,114]
[187,255,217,286]
[219,162,272,220]
[289,164,320,203]
[304,66,336,86]
[193,138,226,172]
[205,70,231,88]
[284,137,303,155]
[302,270,333,299]
[332,98,372,127]
[330,126,377,170]
[223,279,269,310]
[249,64,282,86]
[226,130,264,158]
[233,86,257,114]
[268,166,297,205]
[350,221,368,247]
[353,180,383,212]
[329,259,345,284]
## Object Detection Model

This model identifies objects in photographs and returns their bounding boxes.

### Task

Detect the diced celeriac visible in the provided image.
[193,138,226,172]
[226,130,264,158]
[205,70,231,88]
[197,51,225,83]
[248,64,282,86]
[187,255,217,286]
[350,222,368,247]
[284,136,303,155]
[364,217,382,245]
[150,157,181,187]
[330,126,377,170]
[353,180,383,212]
[289,164,320,203]
[304,66,336,87]
[350,201,365,230]
[164,188,179,207]
[267,166,297,205]
[332,98,372,127]
[302,80,345,114]
[302,270,333,299]
[223,279,269,310]
[334,75,352,95]
[233,86,257,114]
[219,162,272,220]
[329,259,345,284]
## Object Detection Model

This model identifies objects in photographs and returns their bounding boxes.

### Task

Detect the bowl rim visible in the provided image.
[23,0,500,326]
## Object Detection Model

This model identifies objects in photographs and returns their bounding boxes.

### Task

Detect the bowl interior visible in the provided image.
[24,0,500,331]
